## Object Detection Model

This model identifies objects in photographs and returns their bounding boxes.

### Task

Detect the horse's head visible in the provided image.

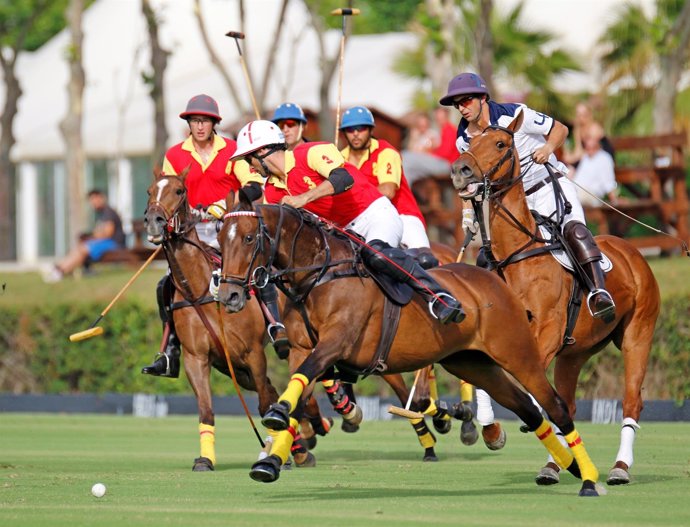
[451,110,523,200]
[144,167,191,244]
[216,191,271,313]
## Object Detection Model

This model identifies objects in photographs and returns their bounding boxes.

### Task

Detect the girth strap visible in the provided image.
[357,297,401,378]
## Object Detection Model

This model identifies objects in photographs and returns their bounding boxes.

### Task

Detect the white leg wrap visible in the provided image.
[475,389,495,426]
[615,417,640,468]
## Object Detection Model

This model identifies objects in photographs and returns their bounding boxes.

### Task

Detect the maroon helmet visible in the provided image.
[439,73,490,106]
[179,94,222,122]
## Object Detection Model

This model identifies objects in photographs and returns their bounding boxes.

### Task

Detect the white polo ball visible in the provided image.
[91,483,106,498]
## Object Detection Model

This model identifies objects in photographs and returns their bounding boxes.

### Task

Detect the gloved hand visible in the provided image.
[462,208,478,236]
[209,269,221,301]
[206,199,227,220]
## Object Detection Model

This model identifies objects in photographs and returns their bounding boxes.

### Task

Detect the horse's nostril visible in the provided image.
[461,165,474,177]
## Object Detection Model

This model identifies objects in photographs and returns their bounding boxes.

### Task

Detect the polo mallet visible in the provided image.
[331,7,360,143]
[69,246,162,342]
[225,31,261,119]
[388,368,425,419]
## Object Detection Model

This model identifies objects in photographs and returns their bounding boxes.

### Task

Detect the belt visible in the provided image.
[525,172,563,196]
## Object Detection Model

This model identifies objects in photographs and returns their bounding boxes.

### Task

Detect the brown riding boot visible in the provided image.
[564,221,615,323]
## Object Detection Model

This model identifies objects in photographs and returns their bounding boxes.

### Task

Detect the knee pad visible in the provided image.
[475,248,489,269]
[414,249,440,270]
[156,275,173,323]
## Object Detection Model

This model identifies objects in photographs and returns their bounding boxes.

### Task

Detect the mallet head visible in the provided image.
[330,8,361,16]
[225,31,245,39]
[69,326,104,342]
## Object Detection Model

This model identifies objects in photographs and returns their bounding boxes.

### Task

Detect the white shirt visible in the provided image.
[573,149,617,198]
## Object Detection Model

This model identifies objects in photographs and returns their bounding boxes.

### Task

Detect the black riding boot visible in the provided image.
[364,240,465,325]
[407,247,439,270]
[564,221,616,323]
[257,283,291,359]
[142,275,181,378]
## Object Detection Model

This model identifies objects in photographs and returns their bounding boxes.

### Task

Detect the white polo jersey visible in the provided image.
[456,101,584,225]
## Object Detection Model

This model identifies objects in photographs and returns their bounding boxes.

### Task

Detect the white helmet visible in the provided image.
[232,120,286,159]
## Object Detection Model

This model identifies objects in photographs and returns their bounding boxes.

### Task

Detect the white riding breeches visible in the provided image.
[195,222,220,249]
[348,196,403,247]
[400,214,431,249]
[527,176,585,227]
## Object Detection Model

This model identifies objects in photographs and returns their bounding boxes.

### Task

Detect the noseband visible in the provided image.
[145,184,194,238]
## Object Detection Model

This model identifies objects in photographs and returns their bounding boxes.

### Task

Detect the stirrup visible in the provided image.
[428,293,465,324]
[586,289,616,320]
[267,322,287,343]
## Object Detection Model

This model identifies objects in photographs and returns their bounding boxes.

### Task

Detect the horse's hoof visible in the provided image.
[192,457,214,472]
[451,402,473,422]
[261,401,290,430]
[302,435,317,450]
[460,420,479,446]
[249,455,282,483]
[423,448,438,462]
[482,423,506,451]
[341,419,360,433]
[294,451,316,468]
[535,464,560,485]
[313,416,333,436]
[432,417,452,435]
[343,404,363,427]
[607,467,631,485]
[578,480,599,497]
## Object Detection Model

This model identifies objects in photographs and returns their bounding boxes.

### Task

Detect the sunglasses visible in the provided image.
[343,125,369,133]
[277,119,299,128]
[452,96,476,109]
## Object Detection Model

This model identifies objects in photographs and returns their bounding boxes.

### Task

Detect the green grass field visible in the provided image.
[1,414,689,527]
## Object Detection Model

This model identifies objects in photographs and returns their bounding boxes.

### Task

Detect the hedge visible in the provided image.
[1,297,688,400]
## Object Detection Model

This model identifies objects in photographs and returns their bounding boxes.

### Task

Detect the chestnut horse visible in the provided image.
[217,198,602,496]
[144,171,300,471]
[452,111,660,485]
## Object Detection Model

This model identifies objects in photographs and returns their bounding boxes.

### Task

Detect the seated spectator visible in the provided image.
[563,101,615,168]
[431,107,459,164]
[402,111,452,185]
[43,189,126,282]
[569,130,618,207]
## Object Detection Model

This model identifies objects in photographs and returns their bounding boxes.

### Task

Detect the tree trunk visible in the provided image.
[424,0,456,97]
[142,0,169,168]
[0,53,20,260]
[654,1,690,134]
[193,0,244,114]
[59,0,86,247]
[475,0,495,97]
[257,0,290,110]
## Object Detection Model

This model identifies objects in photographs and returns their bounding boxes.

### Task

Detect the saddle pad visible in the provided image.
[538,225,613,273]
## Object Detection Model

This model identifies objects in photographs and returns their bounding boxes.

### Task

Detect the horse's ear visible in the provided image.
[152,165,162,181]
[508,110,524,133]
[226,190,236,208]
[179,165,191,183]
[237,188,254,211]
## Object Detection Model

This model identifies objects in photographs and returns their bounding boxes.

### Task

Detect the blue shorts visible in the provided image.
[85,239,120,261]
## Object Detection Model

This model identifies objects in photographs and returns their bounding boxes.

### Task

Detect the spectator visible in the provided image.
[563,101,614,167]
[43,189,125,283]
[431,107,459,165]
[569,129,618,207]
[402,111,452,185]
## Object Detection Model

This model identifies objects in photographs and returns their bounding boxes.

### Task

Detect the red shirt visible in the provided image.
[342,138,425,225]
[263,142,382,226]
[432,122,459,164]
[162,135,260,208]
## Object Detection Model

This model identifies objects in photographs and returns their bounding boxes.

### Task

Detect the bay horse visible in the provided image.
[217,197,602,496]
[451,110,660,485]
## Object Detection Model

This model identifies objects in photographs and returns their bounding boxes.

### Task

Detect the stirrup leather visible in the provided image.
[586,288,616,319]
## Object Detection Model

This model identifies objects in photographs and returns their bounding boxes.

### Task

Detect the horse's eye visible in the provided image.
[244,234,254,244]
[496,141,506,149]
[176,188,184,195]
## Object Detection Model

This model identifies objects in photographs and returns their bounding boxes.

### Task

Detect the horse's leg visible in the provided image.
[421,367,454,436]
[183,351,216,472]
[383,371,439,462]
[440,352,599,497]
[452,379,479,446]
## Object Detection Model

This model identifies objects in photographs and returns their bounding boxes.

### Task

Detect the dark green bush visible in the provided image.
[1,296,688,400]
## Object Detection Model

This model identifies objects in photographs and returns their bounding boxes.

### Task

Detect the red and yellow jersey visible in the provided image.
[162,134,261,208]
[264,142,381,226]
[342,138,425,225]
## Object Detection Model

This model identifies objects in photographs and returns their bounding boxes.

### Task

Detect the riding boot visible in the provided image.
[363,240,465,325]
[407,264,466,324]
[257,282,291,359]
[407,247,439,270]
[142,275,181,378]
[564,221,616,323]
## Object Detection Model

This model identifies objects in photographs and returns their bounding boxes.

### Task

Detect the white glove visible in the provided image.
[209,269,221,301]
[206,199,227,220]
[462,208,478,235]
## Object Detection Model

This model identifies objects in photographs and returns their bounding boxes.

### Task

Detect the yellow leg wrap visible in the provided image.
[423,399,438,416]
[428,369,439,400]
[411,417,436,448]
[280,373,309,411]
[565,429,599,483]
[321,379,335,389]
[270,418,299,465]
[460,380,474,403]
[535,419,573,470]
[199,423,216,466]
